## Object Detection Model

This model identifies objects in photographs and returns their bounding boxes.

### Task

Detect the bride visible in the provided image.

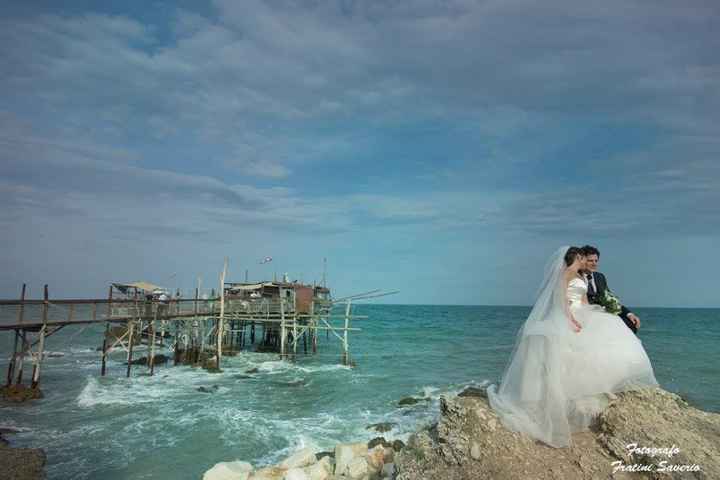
[487,246,658,447]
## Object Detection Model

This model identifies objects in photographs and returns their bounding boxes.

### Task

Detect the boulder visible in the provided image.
[249,466,287,480]
[203,461,253,480]
[366,422,396,433]
[304,456,333,480]
[283,468,308,480]
[0,385,43,402]
[279,447,317,469]
[334,442,368,477]
[367,437,391,450]
[394,387,720,480]
[346,456,370,480]
[398,397,420,407]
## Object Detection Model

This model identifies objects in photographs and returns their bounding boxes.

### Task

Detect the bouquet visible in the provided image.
[599,289,622,315]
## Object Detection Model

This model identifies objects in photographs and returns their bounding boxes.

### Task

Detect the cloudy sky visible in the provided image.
[1,0,718,306]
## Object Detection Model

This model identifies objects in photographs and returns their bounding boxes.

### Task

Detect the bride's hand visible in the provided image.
[571,318,582,332]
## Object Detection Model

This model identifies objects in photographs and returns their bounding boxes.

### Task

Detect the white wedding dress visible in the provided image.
[487,247,658,447]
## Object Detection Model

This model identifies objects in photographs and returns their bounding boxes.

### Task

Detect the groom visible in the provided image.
[581,245,640,334]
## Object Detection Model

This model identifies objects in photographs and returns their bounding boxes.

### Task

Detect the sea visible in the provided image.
[1,305,718,480]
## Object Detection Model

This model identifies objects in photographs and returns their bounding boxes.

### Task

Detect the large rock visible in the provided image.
[249,466,287,480]
[203,461,253,480]
[394,387,720,480]
[0,444,46,480]
[334,443,368,478]
[279,447,317,469]
[283,468,308,480]
[304,456,333,480]
[346,456,370,480]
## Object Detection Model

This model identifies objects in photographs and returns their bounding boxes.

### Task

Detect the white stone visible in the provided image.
[470,442,481,460]
[305,456,333,480]
[279,447,317,469]
[334,442,367,476]
[249,466,287,480]
[203,461,253,480]
[283,467,309,480]
[346,456,369,480]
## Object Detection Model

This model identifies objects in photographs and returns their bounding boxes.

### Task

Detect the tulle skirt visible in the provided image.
[487,304,658,447]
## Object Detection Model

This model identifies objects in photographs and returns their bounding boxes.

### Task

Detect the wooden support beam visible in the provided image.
[126,321,135,378]
[101,322,109,376]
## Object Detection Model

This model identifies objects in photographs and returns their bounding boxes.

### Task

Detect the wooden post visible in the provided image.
[15,331,27,385]
[342,300,351,365]
[216,258,228,369]
[310,301,317,354]
[101,322,109,376]
[292,313,298,357]
[6,330,19,387]
[149,305,158,376]
[280,299,286,359]
[126,321,135,378]
[30,285,49,388]
[6,285,25,386]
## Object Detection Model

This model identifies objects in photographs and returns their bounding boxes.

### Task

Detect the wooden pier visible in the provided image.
[1,280,395,398]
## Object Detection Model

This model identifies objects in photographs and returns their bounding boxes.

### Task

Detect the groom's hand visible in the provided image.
[628,313,641,330]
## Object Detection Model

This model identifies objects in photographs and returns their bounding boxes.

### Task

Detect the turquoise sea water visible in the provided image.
[1,305,718,479]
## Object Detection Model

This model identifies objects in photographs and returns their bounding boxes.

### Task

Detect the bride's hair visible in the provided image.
[564,247,583,267]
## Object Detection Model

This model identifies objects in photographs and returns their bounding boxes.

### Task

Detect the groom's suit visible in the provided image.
[586,271,638,334]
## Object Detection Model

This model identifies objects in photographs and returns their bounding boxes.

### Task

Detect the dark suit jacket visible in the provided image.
[586,271,637,334]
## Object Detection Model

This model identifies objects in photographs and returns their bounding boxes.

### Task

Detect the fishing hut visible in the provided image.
[1,268,396,399]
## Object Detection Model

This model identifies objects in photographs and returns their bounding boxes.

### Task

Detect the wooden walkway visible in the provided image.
[1,284,394,396]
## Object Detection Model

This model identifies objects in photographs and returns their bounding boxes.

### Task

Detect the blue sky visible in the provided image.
[1,0,718,307]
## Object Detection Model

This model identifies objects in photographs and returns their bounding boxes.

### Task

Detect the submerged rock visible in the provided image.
[1,385,43,403]
[398,397,420,407]
[245,368,260,374]
[197,385,220,394]
[457,386,488,398]
[394,387,720,480]
[366,422,396,433]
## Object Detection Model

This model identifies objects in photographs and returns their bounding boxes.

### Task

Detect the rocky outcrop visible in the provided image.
[394,387,719,480]
[203,439,400,480]
[0,429,46,480]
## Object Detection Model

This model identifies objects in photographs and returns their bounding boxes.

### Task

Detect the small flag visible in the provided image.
[260,256,273,264]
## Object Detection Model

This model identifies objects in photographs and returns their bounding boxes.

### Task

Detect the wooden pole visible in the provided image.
[216,257,228,369]
[6,330,19,387]
[101,322,109,376]
[149,305,158,376]
[126,321,135,378]
[310,301,317,354]
[30,285,49,388]
[6,284,25,386]
[342,300,351,365]
[15,331,26,385]
[280,299,286,359]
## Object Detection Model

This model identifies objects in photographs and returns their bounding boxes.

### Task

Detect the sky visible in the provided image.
[1,0,718,307]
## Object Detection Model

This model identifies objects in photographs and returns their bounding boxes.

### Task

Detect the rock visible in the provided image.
[382,447,395,464]
[203,461,253,480]
[346,456,369,480]
[366,422,396,433]
[391,440,405,452]
[233,375,254,380]
[398,397,420,407]
[128,354,170,366]
[334,442,368,477]
[246,368,260,374]
[283,467,308,480]
[458,386,487,398]
[393,387,720,480]
[0,445,46,480]
[304,456,332,480]
[249,466,287,480]
[367,437,391,449]
[197,385,220,394]
[279,447,317,469]
[0,385,44,402]
[314,451,334,462]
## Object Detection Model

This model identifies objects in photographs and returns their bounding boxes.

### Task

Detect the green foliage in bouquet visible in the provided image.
[600,289,622,315]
